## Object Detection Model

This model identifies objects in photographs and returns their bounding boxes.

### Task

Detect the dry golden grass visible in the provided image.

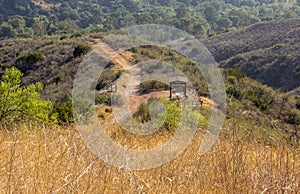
[0,124,299,193]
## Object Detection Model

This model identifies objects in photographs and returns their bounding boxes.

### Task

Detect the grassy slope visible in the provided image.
[0,31,293,136]
[0,125,299,193]
[1,19,300,94]
[0,30,299,193]
[204,19,300,93]
[0,34,99,99]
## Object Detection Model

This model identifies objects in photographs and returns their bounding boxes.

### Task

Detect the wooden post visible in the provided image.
[169,83,172,99]
[184,82,187,98]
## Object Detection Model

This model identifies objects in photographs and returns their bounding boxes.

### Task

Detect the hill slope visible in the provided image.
[1,0,300,38]
[204,19,300,93]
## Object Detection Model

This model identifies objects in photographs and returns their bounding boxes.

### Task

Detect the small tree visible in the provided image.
[0,67,54,125]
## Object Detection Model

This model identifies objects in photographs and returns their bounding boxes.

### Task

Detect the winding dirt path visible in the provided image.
[92,39,212,113]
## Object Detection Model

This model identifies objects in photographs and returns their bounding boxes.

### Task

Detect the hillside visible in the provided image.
[204,19,300,93]
[0,1,300,193]
[1,0,300,38]
[0,29,299,128]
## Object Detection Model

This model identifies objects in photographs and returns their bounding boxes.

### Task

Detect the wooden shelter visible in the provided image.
[169,77,188,99]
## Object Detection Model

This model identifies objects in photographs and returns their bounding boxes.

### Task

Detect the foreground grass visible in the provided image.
[0,125,299,193]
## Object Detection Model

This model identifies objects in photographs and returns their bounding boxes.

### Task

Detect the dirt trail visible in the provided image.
[93,39,212,113]
[97,41,133,70]
[95,40,143,112]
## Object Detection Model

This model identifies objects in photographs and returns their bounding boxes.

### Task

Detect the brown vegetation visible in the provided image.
[0,125,299,193]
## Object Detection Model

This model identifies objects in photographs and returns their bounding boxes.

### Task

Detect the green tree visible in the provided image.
[136,12,153,24]
[0,67,54,125]
[204,6,218,24]
[32,19,46,36]
[216,17,232,29]
[0,22,16,38]
[7,15,26,36]
[175,6,191,19]
[284,9,297,19]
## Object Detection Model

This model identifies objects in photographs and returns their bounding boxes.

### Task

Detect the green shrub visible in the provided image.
[296,99,300,110]
[95,93,111,105]
[16,52,45,64]
[96,70,123,91]
[164,101,181,131]
[226,86,241,99]
[252,93,273,110]
[96,80,108,90]
[134,99,179,129]
[133,97,159,122]
[284,109,300,125]
[16,52,45,71]
[140,80,168,93]
[245,89,255,99]
[73,45,91,58]
[0,67,53,125]
[111,93,124,107]
[53,102,73,125]
[223,68,246,80]
[115,70,123,79]
[228,76,238,85]
[134,102,150,123]
[228,55,245,66]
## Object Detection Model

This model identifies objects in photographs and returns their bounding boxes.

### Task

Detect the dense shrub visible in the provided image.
[252,93,273,110]
[73,45,91,58]
[15,52,45,72]
[96,70,123,91]
[134,98,204,131]
[226,86,241,99]
[0,67,53,125]
[284,109,300,125]
[228,76,238,85]
[296,99,300,110]
[53,102,73,125]
[134,98,179,130]
[95,93,111,105]
[223,68,246,80]
[134,102,150,123]
[16,52,45,64]
[163,101,181,130]
[139,80,168,93]
[96,80,108,90]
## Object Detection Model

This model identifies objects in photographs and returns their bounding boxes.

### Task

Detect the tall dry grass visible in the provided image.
[0,124,299,193]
